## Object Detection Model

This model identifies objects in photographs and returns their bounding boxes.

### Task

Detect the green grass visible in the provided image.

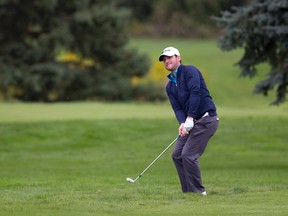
[0,103,288,216]
[1,101,287,123]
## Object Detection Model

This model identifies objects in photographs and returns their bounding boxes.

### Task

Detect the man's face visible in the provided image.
[162,55,181,72]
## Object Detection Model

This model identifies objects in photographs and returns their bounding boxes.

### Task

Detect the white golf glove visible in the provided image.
[184,117,194,133]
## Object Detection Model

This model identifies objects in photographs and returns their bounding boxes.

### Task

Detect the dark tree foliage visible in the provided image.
[115,0,154,22]
[0,0,150,102]
[215,0,288,105]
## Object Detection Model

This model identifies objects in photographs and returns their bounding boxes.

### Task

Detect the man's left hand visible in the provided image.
[184,117,194,132]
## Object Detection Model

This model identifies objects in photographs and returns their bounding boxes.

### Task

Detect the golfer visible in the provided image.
[159,47,219,195]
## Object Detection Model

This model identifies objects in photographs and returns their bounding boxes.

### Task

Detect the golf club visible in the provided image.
[126,135,180,183]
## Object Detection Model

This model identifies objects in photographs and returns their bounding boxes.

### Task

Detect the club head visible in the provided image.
[126,177,135,183]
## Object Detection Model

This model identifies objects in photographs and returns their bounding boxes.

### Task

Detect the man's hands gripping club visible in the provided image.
[179,117,194,137]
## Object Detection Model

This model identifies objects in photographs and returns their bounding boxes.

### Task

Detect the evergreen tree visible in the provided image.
[0,0,149,102]
[215,0,288,104]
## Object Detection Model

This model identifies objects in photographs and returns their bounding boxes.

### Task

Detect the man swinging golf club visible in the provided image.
[159,47,219,195]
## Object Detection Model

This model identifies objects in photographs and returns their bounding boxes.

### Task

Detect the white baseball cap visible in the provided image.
[158,47,181,61]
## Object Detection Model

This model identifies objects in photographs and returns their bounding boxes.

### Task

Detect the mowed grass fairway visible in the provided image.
[1,38,288,215]
[0,103,287,216]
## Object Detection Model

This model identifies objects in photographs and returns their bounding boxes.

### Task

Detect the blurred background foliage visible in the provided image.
[2,0,286,104]
[215,0,288,105]
[116,0,249,38]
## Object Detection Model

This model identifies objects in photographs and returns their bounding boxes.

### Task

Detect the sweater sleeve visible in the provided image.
[185,66,201,118]
[166,86,186,124]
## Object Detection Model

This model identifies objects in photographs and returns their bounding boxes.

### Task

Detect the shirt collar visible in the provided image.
[167,65,180,83]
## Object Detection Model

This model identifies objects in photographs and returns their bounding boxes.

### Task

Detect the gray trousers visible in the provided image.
[172,115,219,193]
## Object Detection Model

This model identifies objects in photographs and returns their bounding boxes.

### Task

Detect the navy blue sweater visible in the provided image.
[166,64,217,124]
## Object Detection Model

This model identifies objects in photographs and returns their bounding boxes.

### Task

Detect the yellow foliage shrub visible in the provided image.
[56,51,95,68]
[131,61,167,86]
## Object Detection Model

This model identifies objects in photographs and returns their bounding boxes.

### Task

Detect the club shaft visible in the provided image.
[135,136,180,181]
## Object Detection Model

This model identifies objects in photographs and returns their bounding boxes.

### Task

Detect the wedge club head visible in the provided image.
[126,177,136,183]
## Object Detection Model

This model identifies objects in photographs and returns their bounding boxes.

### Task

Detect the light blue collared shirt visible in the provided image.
[167,66,180,84]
